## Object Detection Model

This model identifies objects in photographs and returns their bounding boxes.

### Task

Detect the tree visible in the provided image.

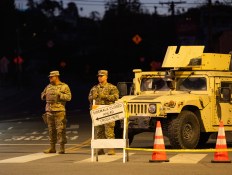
[65,2,79,18]
[37,0,62,17]
[105,0,142,16]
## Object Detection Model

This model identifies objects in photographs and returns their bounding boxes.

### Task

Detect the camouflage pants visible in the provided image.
[46,111,67,144]
[95,121,115,139]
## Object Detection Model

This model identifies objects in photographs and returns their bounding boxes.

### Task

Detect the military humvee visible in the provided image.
[116,45,232,149]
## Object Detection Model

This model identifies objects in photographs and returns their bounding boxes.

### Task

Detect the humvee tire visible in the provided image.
[168,110,200,149]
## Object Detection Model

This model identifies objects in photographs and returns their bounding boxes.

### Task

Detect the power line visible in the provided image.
[159,1,186,16]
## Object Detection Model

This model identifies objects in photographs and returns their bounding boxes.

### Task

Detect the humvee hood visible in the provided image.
[120,93,210,109]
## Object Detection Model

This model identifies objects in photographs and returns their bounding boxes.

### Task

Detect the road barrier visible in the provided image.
[90,101,129,163]
[91,103,232,163]
[149,121,169,162]
[125,147,232,153]
[125,120,232,164]
[211,121,231,163]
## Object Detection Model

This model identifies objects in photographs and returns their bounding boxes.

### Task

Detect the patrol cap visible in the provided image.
[97,70,108,76]
[48,70,60,77]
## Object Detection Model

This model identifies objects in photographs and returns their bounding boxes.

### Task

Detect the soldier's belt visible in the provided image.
[46,101,56,103]
[46,111,64,113]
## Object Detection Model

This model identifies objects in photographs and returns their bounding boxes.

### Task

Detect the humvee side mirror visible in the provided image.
[219,87,231,102]
[117,82,133,98]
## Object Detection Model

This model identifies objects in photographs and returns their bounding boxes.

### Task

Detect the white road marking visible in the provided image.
[31,131,39,134]
[3,133,79,141]
[0,149,207,164]
[168,154,207,164]
[77,153,134,163]
[0,153,58,163]
[70,136,79,140]
[33,136,44,140]
[13,136,26,141]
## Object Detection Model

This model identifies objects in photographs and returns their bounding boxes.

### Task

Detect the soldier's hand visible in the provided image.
[99,94,108,99]
[55,90,61,97]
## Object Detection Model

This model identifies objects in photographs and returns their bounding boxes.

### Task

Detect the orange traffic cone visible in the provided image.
[211,120,231,163]
[149,121,169,162]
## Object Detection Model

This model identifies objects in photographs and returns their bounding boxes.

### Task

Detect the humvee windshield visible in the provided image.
[141,78,170,91]
[177,77,207,91]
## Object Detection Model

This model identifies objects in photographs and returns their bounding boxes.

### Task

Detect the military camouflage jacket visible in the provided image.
[88,82,119,108]
[41,82,71,112]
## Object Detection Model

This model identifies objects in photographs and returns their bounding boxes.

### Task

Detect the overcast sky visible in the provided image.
[15,0,224,18]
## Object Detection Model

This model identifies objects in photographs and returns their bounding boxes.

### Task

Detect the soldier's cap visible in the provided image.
[97,70,108,76]
[48,70,60,77]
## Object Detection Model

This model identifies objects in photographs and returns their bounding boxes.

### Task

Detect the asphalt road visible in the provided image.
[1,111,232,175]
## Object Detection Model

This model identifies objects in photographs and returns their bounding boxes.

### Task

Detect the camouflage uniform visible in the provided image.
[88,82,119,139]
[41,81,71,146]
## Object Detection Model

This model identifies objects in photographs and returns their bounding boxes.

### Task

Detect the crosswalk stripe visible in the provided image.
[77,153,134,163]
[0,153,58,163]
[168,154,207,164]
[0,152,207,164]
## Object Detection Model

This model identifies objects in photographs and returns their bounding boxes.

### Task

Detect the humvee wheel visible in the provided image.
[168,110,200,149]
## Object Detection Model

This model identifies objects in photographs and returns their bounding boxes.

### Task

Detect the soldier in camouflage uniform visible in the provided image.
[88,70,119,155]
[41,70,71,154]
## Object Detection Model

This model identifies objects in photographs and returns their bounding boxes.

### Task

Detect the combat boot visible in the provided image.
[43,144,56,153]
[107,149,115,155]
[97,149,105,155]
[58,144,65,154]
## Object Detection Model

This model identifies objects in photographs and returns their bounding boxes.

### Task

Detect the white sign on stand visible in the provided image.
[90,101,129,163]
[90,102,125,126]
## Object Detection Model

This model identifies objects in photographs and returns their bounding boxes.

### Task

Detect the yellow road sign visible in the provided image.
[132,34,142,45]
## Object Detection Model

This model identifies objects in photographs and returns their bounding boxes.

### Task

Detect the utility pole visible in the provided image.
[159,1,186,16]
[154,6,157,15]
[207,0,213,51]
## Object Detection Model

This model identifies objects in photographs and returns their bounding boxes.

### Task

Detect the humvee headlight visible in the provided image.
[148,104,156,114]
